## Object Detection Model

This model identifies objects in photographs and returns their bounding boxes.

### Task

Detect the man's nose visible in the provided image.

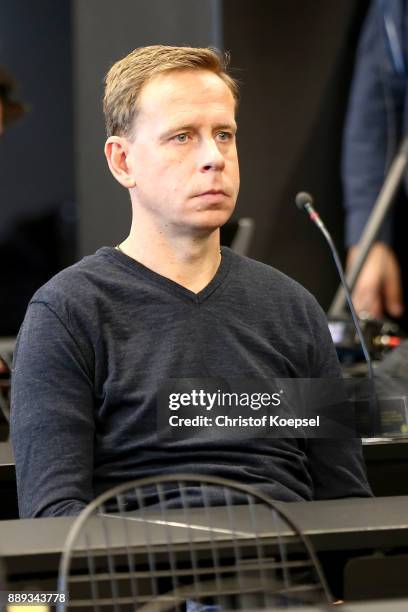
[199,138,225,172]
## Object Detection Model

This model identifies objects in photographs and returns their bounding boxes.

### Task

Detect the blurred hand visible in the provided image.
[347,242,404,319]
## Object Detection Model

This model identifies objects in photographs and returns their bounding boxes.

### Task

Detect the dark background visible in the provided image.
[0,0,75,334]
[0,0,369,336]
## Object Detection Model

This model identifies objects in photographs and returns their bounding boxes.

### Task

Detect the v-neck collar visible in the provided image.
[101,245,234,305]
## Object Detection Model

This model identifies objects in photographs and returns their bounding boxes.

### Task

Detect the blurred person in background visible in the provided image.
[0,68,70,338]
[0,66,25,135]
[342,0,408,324]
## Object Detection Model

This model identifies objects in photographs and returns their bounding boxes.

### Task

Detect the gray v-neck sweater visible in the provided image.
[11,247,371,517]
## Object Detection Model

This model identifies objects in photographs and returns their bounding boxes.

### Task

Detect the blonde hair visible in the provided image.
[103,45,239,138]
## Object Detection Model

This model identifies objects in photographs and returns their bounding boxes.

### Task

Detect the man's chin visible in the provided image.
[168,206,235,238]
[188,208,234,231]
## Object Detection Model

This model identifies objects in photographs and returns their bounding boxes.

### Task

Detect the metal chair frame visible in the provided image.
[58,474,333,611]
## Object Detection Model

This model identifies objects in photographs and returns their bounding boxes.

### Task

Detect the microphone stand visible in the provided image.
[329,135,408,317]
[296,192,379,436]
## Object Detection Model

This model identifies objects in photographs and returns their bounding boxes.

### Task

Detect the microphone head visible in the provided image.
[295,191,314,210]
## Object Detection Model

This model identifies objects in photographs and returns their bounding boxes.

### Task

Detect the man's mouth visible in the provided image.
[195,189,228,197]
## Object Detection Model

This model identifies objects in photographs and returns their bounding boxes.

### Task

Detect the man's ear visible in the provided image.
[104,136,136,188]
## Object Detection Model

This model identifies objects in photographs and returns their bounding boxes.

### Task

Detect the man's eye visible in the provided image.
[174,133,189,143]
[217,131,232,141]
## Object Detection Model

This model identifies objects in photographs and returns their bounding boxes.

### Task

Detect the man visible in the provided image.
[11,46,371,518]
[342,0,407,321]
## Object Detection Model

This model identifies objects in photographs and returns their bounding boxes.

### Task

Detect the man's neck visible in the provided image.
[118,222,222,294]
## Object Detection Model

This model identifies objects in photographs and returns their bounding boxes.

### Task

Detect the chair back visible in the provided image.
[58,474,332,611]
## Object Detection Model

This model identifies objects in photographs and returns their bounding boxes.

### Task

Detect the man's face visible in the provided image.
[126,69,240,235]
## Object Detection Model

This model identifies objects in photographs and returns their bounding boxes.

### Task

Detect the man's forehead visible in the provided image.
[137,69,236,113]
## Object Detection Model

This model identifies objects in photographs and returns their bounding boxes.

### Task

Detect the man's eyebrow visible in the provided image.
[159,125,195,141]
[214,123,238,133]
[159,122,237,141]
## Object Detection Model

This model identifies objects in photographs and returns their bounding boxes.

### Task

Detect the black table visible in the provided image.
[1,495,407,596]
[363,437,408,496]
[0,441,17,519]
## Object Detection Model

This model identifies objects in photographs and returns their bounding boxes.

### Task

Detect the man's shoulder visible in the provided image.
[230,250,318,305]
[30,247,115,308]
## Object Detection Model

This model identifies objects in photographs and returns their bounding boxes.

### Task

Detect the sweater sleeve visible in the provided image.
[306,298,373,499]
[10,301,95,517]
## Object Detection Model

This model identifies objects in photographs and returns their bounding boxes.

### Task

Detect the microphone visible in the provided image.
[295,192,374,380]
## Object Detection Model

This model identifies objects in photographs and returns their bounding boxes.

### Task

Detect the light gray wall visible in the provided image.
[74,0,222,256]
